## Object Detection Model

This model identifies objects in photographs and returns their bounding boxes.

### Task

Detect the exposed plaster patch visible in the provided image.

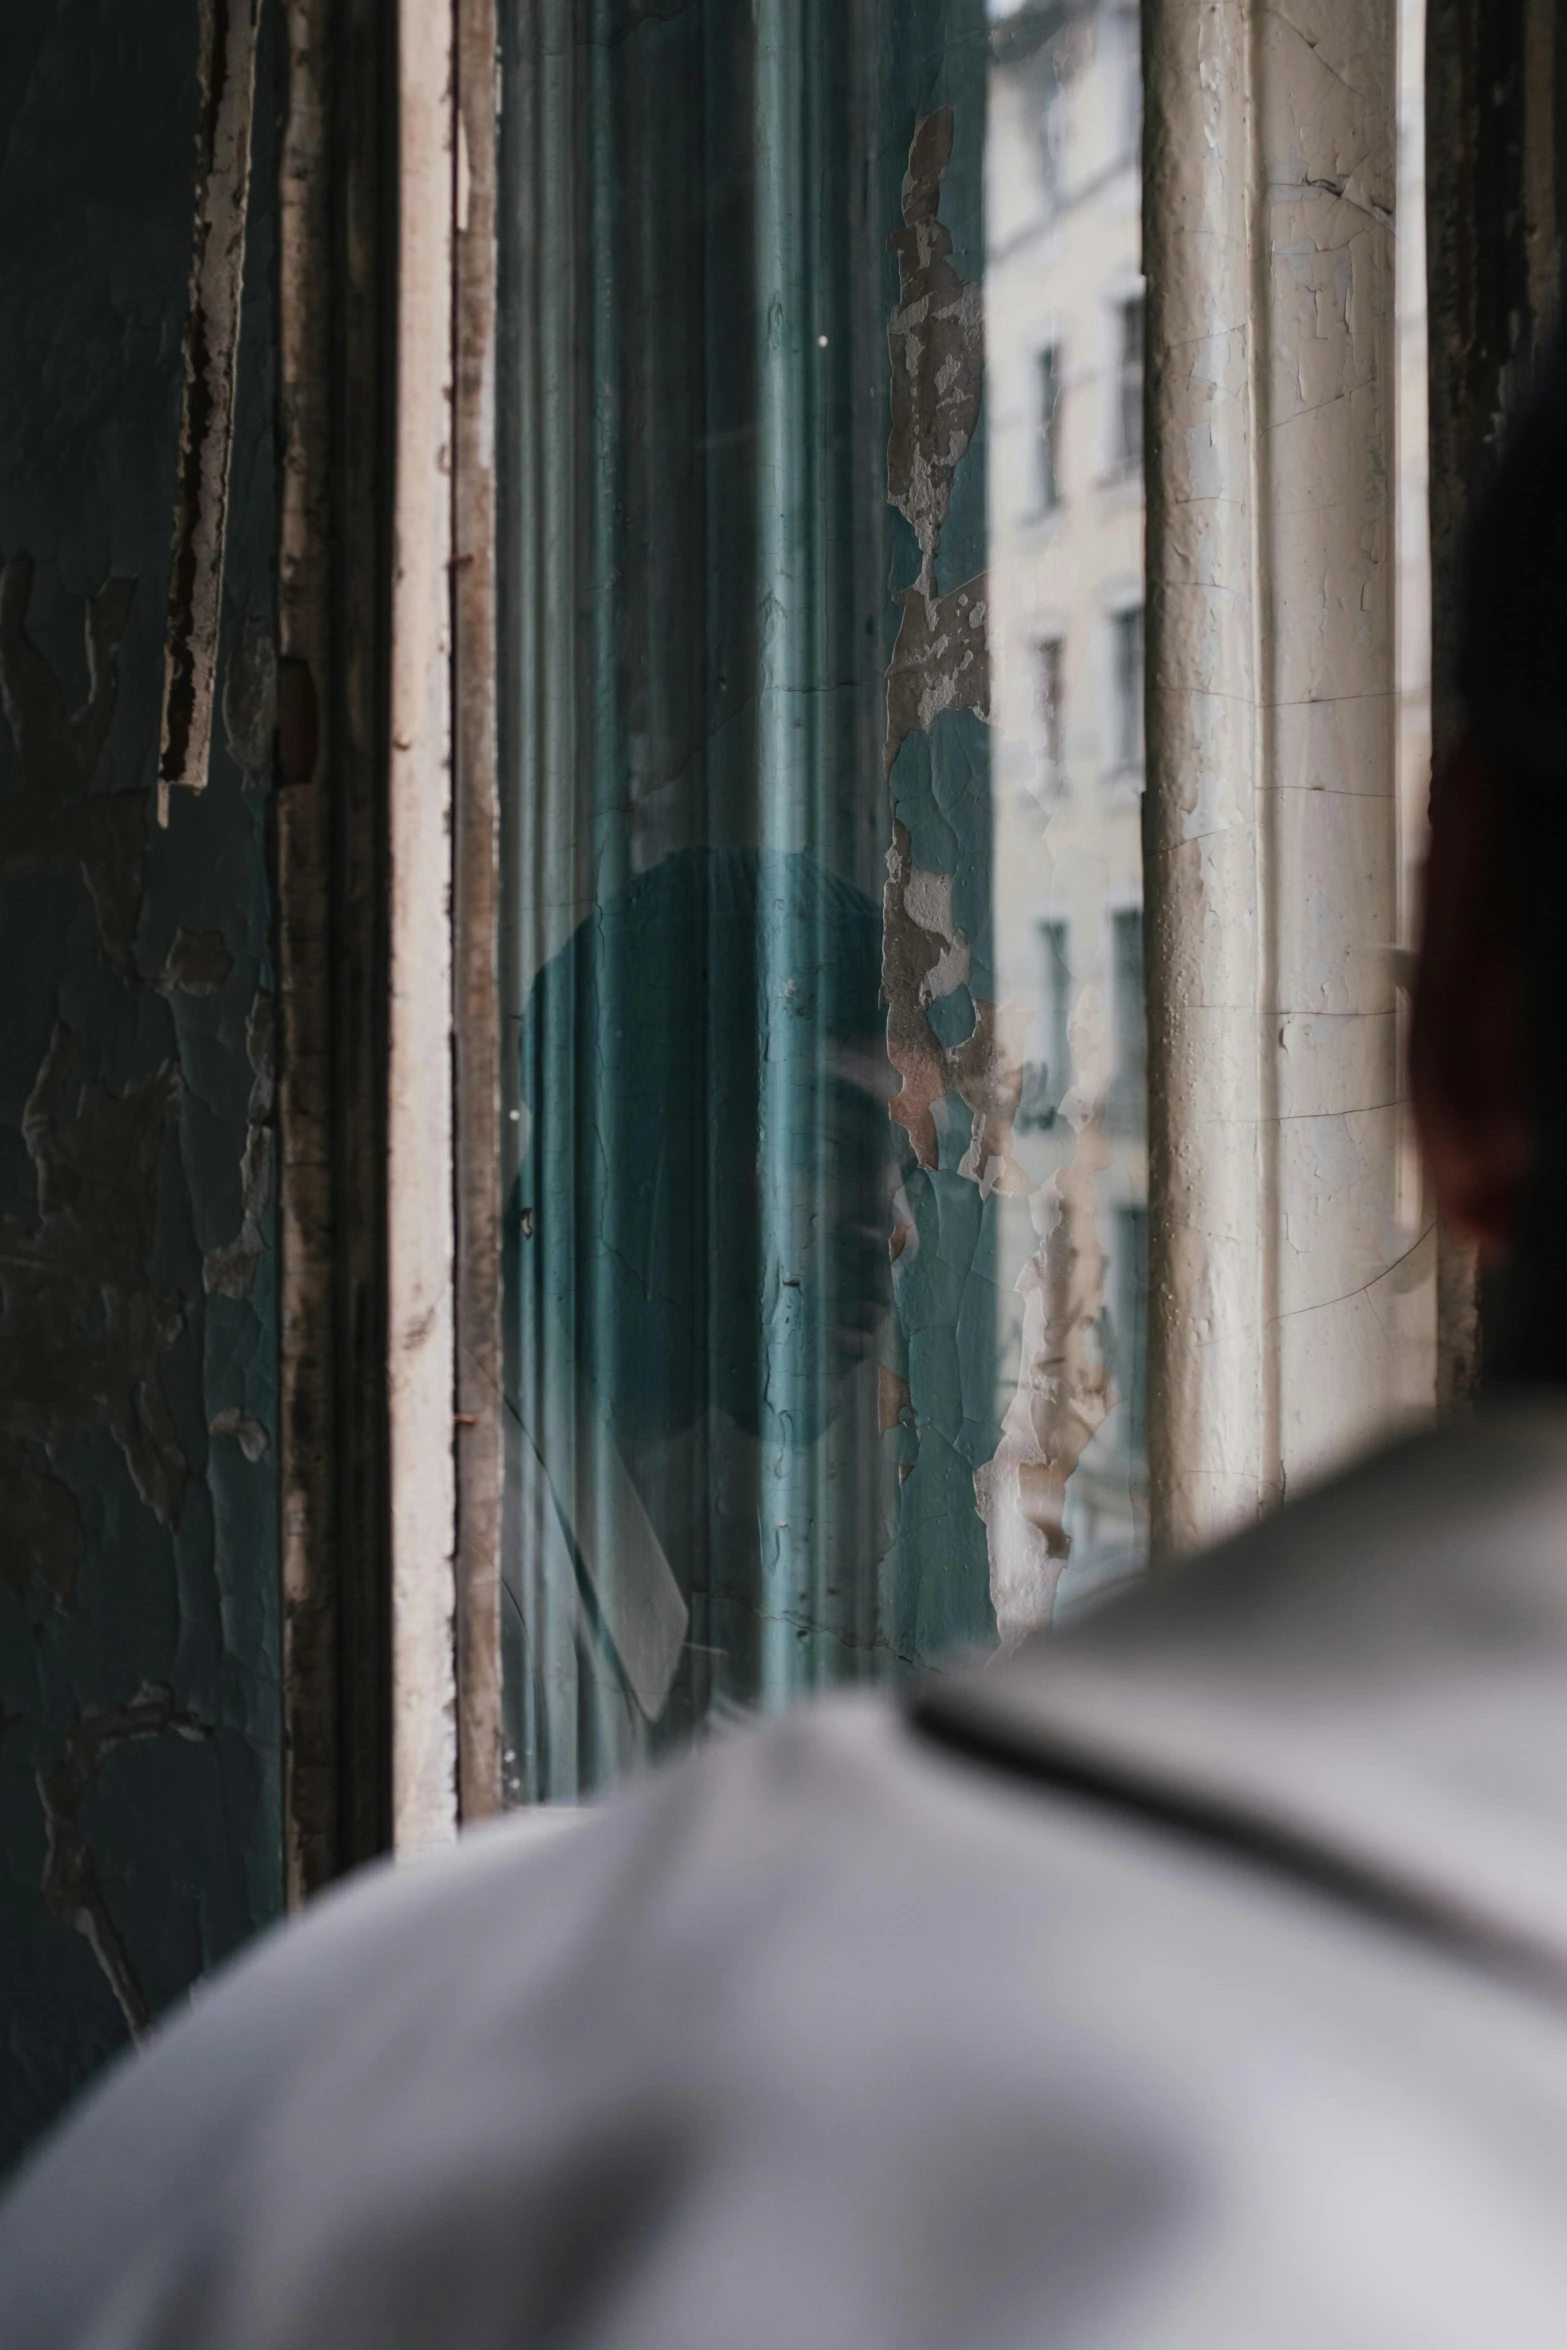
[0,555,144,975]
[0,1027,185,1606]
[881,103,1118,1631]
[210,1408,270,1462]
[975,1113,1114,1644]
[155,927,235,997]
[885,574,990,778]
[887,107,984,595]
[158,0,263,825]
[221,617,278,783]
[882,822,1030,1187]
[877,1364,913,1434]
[202,991,275,1299]
[38,1688,211,2037]
[883,108,991,773]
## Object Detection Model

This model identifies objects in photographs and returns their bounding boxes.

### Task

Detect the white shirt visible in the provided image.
[10,1405,1567,2346]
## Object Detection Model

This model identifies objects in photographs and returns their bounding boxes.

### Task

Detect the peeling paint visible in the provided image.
[887,106,985,594]
[158,0,263,824]
[202,990,274,1299]
[0,0,283,2164]
[882,817,1028,1194]
[38,1689,211,2037]
[0,1026,186,1606]
[883,107,991,778]
[0,555,144,975]
[975,1115,1113,1642]
[155,927,235,996]
[210,1408,270,1463]
[220,615,278,784]
[881,97,1015,1656]
[882,83,1129,1643]
[885,574,990,777]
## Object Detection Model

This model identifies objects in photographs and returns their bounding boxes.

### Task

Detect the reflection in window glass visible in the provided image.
[986,0,1148,1637]
[1115,295,1144,469]
[497,0,1140,1804]
[1036,346,1063,512]
[1034,636,1064,794]
[1110,604,1143,773]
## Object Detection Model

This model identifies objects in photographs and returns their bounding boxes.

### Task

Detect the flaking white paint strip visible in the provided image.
[389,0,459,1854]
[157,0,262,828]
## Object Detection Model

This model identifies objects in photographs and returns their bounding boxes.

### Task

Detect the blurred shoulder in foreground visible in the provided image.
[10,1404,1567,2347]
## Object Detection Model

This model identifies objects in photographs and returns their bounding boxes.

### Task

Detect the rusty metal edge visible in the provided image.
[453,0,504,1823]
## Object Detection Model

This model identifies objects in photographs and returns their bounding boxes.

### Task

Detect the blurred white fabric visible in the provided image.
[9,1405,1567,2346]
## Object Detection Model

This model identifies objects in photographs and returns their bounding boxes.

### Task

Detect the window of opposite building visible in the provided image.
[1115,294,1144,470]
[1110,603,1143,775]
[1035,635,1063,789]
[1036,346,1062,512]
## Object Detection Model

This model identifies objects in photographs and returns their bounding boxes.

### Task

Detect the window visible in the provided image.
[1113,5,1143,164]
[1114,294,1143,469]
[1035,635,1064,792]
[1108,905,1145,1130]
[1113,1203,1149,1460]
[418,0,1442,1820]
[1110,603,1143,773]
[1036,346,1062,512]
[493,2,1153,1795]
[1017,917,1071,1131]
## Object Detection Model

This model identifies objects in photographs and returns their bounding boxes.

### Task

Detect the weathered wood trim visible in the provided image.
[453,0,504,1825]
[278,0,339,1903]
[160,0,264,824]
[276,0,398,1893]
[1144,0,1417,1553]
[388,0,459,1855]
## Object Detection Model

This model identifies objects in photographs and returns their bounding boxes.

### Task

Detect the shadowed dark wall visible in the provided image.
[0,0,283,2167]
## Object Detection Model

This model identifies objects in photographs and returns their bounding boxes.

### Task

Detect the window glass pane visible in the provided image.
[497,0,1141,1803]
[986,0,1148,1634]
[1036,346,1062,512]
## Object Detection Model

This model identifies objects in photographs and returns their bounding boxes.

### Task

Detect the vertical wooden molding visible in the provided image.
[389,0,459,1853]
[1146,0,1418,1554]
[453,0,504,1823]
[1142,0,1269,1556]
[278,0,340,1902]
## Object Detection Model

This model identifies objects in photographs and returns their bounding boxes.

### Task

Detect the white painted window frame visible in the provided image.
[1142,0,1433,1556]
[382,0,1427,1833]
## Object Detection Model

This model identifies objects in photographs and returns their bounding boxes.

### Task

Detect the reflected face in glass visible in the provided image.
[819,1051,898,1380]
[518,847,893,1462]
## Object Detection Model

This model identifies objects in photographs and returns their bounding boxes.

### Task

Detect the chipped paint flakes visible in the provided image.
[202,991,275,1300]
[158,0,264,823]
[37,1689,211,2036]
[0,556,144,974]
[0,1026,186,1607]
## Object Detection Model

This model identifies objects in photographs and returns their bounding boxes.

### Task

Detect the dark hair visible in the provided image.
[1458,347,1567,1373]
[1459,347,1567,778]
[517,845,888,1442]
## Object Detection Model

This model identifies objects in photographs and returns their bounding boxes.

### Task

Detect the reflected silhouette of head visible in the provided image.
[520,847,892,1449]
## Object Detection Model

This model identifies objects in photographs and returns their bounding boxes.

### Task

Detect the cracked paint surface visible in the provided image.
[876,25,1006,1669]
[1142,0,1431,1553]
[0,0,281,2169]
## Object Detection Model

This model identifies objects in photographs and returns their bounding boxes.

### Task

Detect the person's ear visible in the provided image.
[1410,736,1536,1258]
